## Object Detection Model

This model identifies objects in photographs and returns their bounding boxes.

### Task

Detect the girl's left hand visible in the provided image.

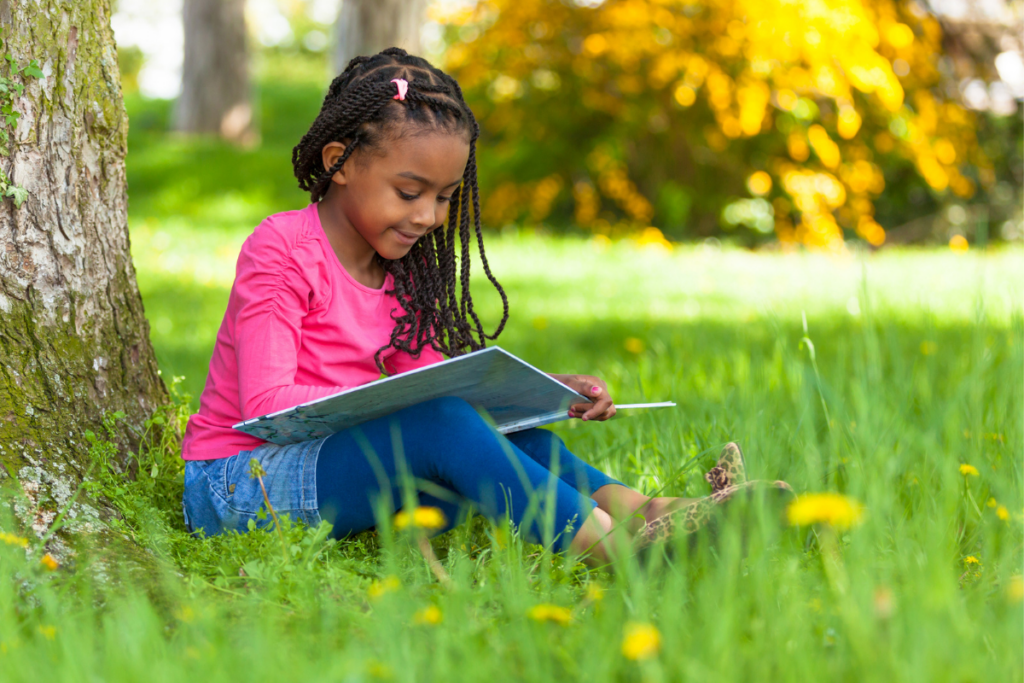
[549,374,616,422]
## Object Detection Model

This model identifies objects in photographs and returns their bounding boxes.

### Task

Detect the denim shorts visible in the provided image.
[182,437,326,536]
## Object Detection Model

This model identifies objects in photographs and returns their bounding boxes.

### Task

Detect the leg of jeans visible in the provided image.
[504,428,631,499]
[315,397,598,550]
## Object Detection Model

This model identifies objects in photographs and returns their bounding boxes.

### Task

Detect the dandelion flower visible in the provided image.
[394,506,447,531]
[368,575,401,600]
[622,622,661,661]
[963,556,980,565]
[40,554,58,571]
[786,493,865,529]
[527,604,572,626]
[624,337,645,354]
[959,464,979,477]
[996,505,1009,521]
[585,583,605,603]
[174,606,196,623]
[987,497,998,508]
[0,532,28,548]
[1009,576,1023,603]
[37,625,56,640]
[413,605,443,625]
[872,587,894,619]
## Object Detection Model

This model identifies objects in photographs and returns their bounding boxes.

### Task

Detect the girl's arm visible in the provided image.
[232,225,347,420]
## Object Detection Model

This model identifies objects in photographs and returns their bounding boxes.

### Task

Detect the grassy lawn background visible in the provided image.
[0,58,1020,681]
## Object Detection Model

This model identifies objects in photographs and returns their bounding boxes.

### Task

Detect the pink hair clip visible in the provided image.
[391,78,408,101]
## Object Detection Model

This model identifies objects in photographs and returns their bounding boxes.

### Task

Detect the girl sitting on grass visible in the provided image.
[181,48,788,564]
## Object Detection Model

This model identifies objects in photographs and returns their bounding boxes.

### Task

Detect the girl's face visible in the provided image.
[323,130,470,261]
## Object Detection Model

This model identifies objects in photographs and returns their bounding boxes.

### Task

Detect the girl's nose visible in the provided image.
[410,198,436,229]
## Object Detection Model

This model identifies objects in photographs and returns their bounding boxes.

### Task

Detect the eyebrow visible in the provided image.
[397,171,463,188]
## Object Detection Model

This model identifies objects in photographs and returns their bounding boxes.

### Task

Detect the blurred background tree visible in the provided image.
[334,0,430,72]
[111,0,1022,249]
[175,0,255,143]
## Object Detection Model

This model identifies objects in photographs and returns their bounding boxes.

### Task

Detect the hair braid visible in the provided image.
[291,47,508,373]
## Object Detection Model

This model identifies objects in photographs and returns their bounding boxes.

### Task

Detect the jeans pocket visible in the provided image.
[183,459,233,537]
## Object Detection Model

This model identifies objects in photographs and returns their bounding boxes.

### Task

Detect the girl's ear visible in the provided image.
[321,141,352,186]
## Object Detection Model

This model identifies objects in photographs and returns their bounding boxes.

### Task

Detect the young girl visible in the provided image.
[181,48,787,564]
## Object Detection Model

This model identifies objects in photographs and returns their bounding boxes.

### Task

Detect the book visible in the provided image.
[233,346,675,446]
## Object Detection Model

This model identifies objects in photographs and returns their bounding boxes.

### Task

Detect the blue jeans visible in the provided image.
[183,397,626,551]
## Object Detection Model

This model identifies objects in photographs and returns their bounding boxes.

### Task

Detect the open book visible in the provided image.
[233,346,674,446]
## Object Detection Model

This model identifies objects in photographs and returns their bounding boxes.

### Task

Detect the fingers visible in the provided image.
[565,377,616,422]
[568,398,616,421]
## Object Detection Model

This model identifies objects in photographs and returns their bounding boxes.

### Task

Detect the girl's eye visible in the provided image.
[397,190,418,201]
[438,195,453,203]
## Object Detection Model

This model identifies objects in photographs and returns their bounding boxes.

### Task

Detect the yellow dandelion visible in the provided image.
[959,464,979,477]
[585,583,605,603]
[368,575,401,600]
[624,337,645,354]
[919,341,937,356]
[394,506,447,531]
[987,497,998,508]
[174,605,196,623]
[531,316,549,330]
[996,505,1009,521]
[37,625,56,640]
[873,587,894,619]
[412,605,443,625]
[527,604,573,626]
[0,532,28,548]
[366,660,393,679]
[963,556,980,565]
[786,493,865,529]
[40,554,58,571]
[622,622,661,661]
[1009,576,1023,603]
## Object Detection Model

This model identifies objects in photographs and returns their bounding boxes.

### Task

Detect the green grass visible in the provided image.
[1,63,1022,680]
[8,228,1022,681]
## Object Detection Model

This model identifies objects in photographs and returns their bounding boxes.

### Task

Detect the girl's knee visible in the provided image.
[415,396,483,424]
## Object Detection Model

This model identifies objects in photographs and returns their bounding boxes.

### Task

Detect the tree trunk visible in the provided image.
[0,0,166,555]
[174,0,254,143]
[333,0,429,73]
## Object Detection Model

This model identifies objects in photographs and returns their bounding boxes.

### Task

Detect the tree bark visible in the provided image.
[0,0,166,553]
[333,0,429,73]
[174,0,254,143]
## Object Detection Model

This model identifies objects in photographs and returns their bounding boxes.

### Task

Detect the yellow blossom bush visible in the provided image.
[438,0,990,249]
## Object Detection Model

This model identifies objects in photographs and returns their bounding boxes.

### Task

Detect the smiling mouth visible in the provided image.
[393,228,425,244]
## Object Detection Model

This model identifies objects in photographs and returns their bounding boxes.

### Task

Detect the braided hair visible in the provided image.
[292,47,509,373]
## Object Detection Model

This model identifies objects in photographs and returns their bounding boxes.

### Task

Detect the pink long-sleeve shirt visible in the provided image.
[181,203,445,461]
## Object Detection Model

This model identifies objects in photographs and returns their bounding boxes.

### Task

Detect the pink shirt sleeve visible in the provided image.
[233,228,345,420]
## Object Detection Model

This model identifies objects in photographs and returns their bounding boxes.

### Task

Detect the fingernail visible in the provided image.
[582,415,589,421]
[592,386,600,393]
[568,410,573,417]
